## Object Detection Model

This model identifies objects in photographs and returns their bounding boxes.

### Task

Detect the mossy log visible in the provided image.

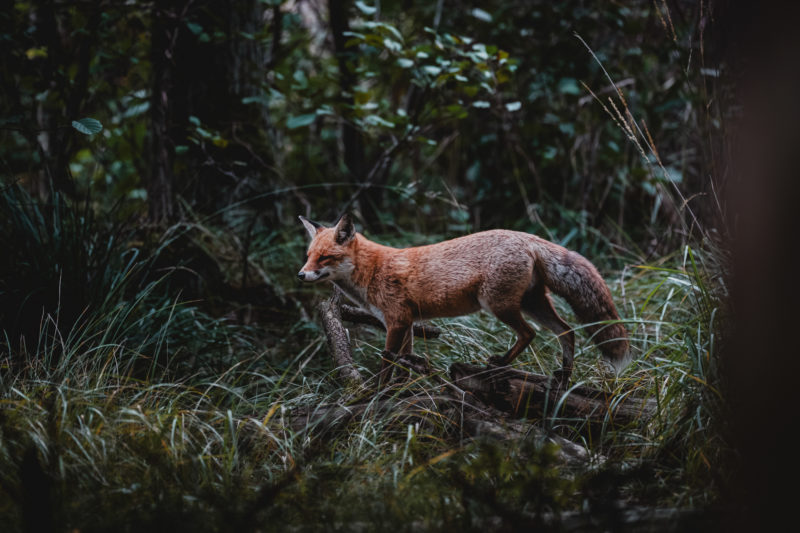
[449,362,657,429]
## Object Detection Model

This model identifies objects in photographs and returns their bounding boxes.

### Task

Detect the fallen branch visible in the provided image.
[286,387,597,465]
[449,362,657,429]
[318,290,362,386]
[339,303,442,338]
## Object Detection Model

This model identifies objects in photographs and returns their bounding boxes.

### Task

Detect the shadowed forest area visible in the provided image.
[1,0,798,531]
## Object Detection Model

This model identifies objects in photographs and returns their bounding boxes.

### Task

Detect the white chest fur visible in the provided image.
[333,280,385,326]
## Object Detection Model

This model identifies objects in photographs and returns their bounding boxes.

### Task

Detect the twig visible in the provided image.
[339,303,442,338]
[318,289,363,386]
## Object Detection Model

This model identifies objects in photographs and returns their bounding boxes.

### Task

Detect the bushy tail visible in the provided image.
[535,241,631,373]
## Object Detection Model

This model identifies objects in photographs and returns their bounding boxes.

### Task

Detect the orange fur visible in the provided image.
[298,215,630,382]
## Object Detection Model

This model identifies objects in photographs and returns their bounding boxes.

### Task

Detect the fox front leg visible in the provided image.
[377,322,413,387]
[378,350,397,388]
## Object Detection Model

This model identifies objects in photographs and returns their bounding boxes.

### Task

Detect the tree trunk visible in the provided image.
[52,5,102,196]
[329,0,382,227]
[148,3,177,224]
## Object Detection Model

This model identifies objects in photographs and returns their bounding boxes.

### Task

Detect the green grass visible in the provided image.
[0,214,728,530]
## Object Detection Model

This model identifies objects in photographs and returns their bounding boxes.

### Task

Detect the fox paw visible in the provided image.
[377,351,398,388]
[551,368,572,390]
[396,353,431,375]
[487,355,509,367]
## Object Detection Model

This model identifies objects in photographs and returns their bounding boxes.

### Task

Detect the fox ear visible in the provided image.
[298,216,323,239]
[334,213,355,244]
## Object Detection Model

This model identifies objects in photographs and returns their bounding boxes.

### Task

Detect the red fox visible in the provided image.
[298,214,631,383]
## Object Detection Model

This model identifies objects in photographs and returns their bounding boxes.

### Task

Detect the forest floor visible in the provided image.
[0,220,729,531]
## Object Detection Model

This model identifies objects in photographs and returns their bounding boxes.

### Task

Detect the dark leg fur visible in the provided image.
[487,308,536,366]
[378,350,397,387]
[521,284,575,384]
[380,323,414,387]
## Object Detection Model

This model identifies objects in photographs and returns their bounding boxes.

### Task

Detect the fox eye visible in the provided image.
[318,254,335,262]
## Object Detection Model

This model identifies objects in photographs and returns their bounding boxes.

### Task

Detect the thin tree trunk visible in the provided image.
[148,3,177,224]
[52,5,101,196]
[329,0,379,226]
[30,2,66,197]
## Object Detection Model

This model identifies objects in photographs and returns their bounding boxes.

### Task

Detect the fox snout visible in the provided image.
[297,268,329,282]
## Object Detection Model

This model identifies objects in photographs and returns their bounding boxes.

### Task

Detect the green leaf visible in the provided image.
[557,78,581,95]
[397,58,414,68]
[466,161,480,182]
[462,85,479,97]
[355,1,376,15]
[383,38,402,52]
[470,43,489,61]
[25,47,48,59]
[342,31,365,39]
[363,21,403,42]
[242,95,269,105]
[286,113,317,129]
[364,115,395,128]
[71,118,103,135]
[446,104,468,119]
[292,69,308,89]
[471,8,492,22]
[382,23,403,42]
[662,166,683,183]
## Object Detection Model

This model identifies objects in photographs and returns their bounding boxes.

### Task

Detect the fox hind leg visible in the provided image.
[521,284,575,382]
[487,308,537,366]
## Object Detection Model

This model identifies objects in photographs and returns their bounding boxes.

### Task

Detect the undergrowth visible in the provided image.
[0,186,728,531]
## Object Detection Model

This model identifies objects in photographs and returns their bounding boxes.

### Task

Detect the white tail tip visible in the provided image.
[609,351,634,376]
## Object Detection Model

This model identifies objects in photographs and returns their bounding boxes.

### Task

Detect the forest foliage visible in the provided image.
[0,0,736,530]
[1,0,720,245]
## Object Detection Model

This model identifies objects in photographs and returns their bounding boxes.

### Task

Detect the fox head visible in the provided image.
[297,214,356,283]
